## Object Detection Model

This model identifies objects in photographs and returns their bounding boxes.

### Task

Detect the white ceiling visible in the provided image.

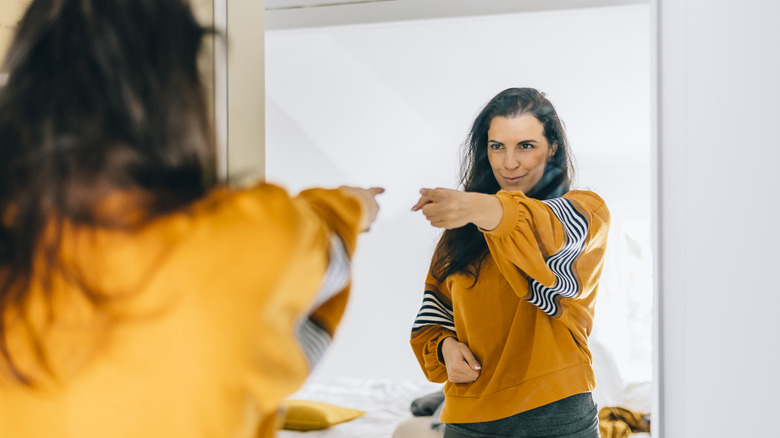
[265,0,649,31]
[265,0,391,9]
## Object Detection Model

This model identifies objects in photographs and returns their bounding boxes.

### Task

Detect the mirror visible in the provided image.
[264,0,653,418]
[0,0,654,433]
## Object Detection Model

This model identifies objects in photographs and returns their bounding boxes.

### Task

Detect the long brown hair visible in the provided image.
[0,0,217,384]
[432,88,574,284]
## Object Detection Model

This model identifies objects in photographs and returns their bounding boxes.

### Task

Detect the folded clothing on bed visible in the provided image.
[411,390,445,417]
[410,390,446,433]
[598,407,650,438]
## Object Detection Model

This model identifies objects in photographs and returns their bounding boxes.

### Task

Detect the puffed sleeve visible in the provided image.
[289,188,365,368]
[481,190,610,318]
[410,256,458,383]
[197,183,365,416]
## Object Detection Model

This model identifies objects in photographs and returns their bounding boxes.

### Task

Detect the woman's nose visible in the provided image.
[503,151,520,169]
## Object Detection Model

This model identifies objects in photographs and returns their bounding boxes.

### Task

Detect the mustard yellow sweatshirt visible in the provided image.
[411,190,610,423]
[0,183,364,438]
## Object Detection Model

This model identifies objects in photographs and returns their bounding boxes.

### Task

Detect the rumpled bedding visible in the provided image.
[277,376,442,438]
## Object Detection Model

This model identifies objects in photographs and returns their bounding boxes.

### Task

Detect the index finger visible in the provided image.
[411,188,435,211]
[411,197,431,212]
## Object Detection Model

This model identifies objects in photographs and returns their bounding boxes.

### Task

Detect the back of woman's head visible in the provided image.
[463,87,573,200]
[0,0,215,224]
[0,0,215,383]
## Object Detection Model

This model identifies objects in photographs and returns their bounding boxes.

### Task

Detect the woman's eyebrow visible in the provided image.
[489,138,539,144]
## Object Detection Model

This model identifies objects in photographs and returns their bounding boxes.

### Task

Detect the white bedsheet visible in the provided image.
[276,375,653,437]
[277,376,442,438]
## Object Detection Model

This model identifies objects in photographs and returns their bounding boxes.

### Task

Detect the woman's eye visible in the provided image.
[489,143,503,150]
[519,143,534,150]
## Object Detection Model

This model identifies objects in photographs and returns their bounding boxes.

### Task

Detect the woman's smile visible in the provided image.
[501,175,525,184]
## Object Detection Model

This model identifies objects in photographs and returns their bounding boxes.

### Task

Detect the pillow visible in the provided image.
[281,399,366,431]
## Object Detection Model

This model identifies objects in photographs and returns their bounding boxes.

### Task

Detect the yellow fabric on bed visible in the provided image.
[598,407,650,438]
[281,400,366,431]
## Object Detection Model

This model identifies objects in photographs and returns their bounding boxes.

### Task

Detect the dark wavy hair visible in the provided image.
[432,88,574,284]
[0,0,216,384]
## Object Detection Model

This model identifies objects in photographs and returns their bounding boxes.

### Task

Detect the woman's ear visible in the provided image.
[548,143,558,161]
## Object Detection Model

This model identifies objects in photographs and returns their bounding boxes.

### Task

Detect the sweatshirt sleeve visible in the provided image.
[289,188,365,369]
[222,184,365,371]
[131,183,368,419]
[481,190,610,318]
[409,263,457,383]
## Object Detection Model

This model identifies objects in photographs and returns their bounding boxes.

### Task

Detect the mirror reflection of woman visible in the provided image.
[0,1,382,437]
[411,88,610,438]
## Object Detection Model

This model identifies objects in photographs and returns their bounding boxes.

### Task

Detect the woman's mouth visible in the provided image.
[503,175,524,184]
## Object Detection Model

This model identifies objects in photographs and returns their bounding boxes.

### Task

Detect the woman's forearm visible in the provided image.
[467,192,503,231]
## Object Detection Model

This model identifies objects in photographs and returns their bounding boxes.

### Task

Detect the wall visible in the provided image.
[656,0,780,436]
[0,0,29,72]
[266,5,652,382]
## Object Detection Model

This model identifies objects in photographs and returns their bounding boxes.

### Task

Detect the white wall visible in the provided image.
[266,5,651,382]
[656,0,780,436]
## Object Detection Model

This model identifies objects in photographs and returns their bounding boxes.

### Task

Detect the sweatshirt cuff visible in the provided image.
[432,332,457,367]
[480,191,520,238]
[296,188,365,255]
[436,335,457,365]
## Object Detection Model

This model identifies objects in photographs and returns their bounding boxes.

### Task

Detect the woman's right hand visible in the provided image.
[411,188,502,231]
[441,337,481,383]
[339,186,384,232]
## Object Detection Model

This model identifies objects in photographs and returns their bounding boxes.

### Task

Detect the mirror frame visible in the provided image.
[239,0,663,434]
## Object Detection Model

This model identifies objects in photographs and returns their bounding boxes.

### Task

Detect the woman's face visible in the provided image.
[486,114,556,193]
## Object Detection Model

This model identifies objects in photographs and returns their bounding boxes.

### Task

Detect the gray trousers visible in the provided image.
[443,392,600,438]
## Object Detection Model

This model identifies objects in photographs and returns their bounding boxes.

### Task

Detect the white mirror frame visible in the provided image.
[214,0,266,184]
[238,0,664,435]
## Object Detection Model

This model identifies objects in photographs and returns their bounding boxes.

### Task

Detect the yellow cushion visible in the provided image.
[281,399,366,431]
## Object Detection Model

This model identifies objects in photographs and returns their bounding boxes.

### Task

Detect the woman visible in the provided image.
[411,88,610,437]
[0,1,381,437]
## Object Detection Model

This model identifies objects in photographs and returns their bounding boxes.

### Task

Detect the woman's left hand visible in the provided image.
[412,188,502,230]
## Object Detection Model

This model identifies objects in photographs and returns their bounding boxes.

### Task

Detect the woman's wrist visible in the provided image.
[439,336,457,363]
[468,193,503,231]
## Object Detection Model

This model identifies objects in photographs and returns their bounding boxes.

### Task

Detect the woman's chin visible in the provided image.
[498,185,528,193]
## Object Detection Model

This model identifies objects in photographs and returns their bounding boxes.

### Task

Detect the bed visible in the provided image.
[276,375,651,437]
[277,375,443,438]
[277,339,651,437]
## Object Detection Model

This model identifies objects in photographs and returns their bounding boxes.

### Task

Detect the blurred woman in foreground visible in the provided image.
[0,1,381,436]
